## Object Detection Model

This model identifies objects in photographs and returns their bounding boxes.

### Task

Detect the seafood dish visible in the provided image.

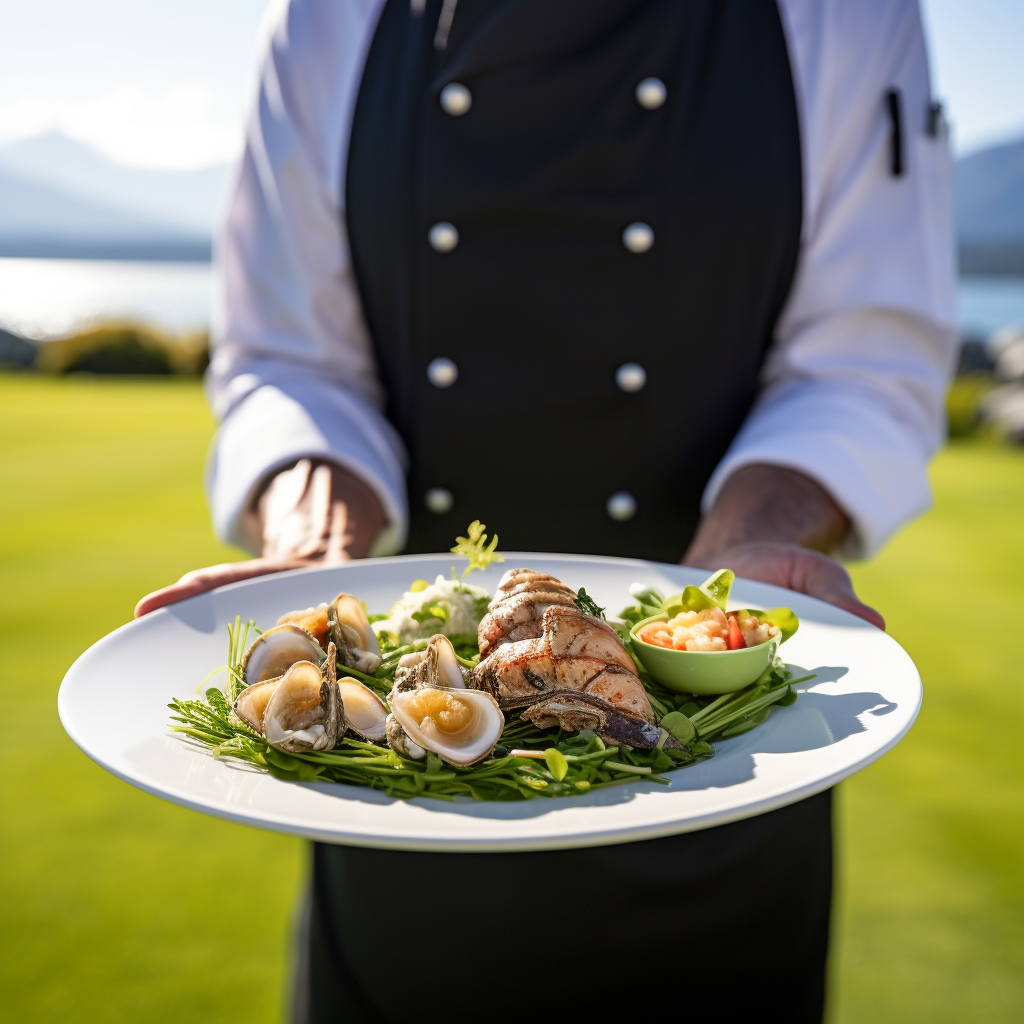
[170,525,807,800]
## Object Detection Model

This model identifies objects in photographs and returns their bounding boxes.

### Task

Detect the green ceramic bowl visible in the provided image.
[629,614,777,695]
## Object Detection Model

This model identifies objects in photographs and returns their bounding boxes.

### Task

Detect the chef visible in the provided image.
[138,0,956,1020]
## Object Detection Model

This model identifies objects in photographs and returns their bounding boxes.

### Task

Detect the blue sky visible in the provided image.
[0,0,1021,170]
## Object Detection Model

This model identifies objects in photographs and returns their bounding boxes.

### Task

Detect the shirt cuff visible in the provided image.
[701,381,935,559]
[207,381,408,556]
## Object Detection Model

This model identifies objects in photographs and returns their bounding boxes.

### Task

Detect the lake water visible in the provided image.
[0,258,212,339]
[1,256,1023,341]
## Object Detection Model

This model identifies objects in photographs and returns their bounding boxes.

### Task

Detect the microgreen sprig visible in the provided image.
[450,521,504,580]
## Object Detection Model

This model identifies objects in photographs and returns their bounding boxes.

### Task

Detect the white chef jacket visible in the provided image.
[206,0,957,560]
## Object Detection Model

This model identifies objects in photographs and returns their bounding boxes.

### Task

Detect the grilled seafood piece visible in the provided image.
[477,568,578,659]
[519,691,685,751]
[234,642,342,752]
[475,604,654,725]
[386,684,504,767]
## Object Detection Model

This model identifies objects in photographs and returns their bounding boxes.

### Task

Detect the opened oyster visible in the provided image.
[234,641,342,752]
[337,677,388,742]
[386,685,503,767]
[241,623,325,686]
[393,633,467,692]
[328,594,382,674]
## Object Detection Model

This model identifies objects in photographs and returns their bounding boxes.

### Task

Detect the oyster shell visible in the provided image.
[337,677,388,742]
[385,713,426,761]
[387,685,504,767]
[233,642,342,752]
[393,633,467,692]
[241,623,324,686]
[276,603,330,647]
[329,593,382,674]
[264,656,341,752]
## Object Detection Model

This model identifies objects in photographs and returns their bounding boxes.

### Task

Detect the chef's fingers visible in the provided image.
[133,557,313,618]
[686,541,885,631]
[784,546,886,630]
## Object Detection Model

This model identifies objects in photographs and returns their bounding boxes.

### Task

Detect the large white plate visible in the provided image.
[58,554,920,852]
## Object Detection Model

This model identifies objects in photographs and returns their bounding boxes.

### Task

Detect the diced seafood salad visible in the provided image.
[638,608,779,652]
[170,529,804,801]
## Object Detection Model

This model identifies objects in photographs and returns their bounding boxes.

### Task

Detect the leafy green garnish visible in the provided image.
[574,587,606,619]
[450,521,504,580]
[664,569,735,617]
[764,606,799,642]
[412,600,449,625]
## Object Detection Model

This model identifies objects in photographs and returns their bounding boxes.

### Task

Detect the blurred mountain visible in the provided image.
[955,136,1024,275]
[0,133,231,235]
[0,166,210,261]
[0,133,227,260]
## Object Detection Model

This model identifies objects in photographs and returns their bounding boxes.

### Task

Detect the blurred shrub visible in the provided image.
[34,323,209,376]
[946,372,994,438]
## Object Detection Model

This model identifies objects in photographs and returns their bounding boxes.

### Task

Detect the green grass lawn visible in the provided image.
[1,374,1021,1023]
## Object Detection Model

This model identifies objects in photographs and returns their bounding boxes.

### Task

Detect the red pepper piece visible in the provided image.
[727,615,746,650]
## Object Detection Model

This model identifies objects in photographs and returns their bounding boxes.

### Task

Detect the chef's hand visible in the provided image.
[684,464,885,630]
[134,459,384,618]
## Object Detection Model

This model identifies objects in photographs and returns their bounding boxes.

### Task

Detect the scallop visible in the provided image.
[387,685,504,767]
[241,623,324,686]
[337,677,388,742]
[329,593,382,674]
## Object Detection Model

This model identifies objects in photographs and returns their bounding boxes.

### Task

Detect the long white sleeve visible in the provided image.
[204,0,403,555]
[704,0,958,557]
[207,0,957,561]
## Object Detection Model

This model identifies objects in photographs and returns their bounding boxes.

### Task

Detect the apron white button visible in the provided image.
[440,83,472,116]
[425,488,454,514]
[615,363,647,392]
[607,492,637,521]
[429,222,459,252]
[622,222,654,253]
[427,357,459,388]
[635,77,667,110]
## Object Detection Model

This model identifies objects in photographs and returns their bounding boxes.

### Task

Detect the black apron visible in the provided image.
[294,2,831,1020]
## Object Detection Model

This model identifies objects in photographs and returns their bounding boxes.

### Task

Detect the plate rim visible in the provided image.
[58,552,922,852]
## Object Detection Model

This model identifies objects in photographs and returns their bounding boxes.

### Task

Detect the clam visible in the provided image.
[393,633,467,692]
[386,684,504,767]
[337,677,388,742]
[329,594,382,674]
[233,641,342,753]
[241,623,324,686]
